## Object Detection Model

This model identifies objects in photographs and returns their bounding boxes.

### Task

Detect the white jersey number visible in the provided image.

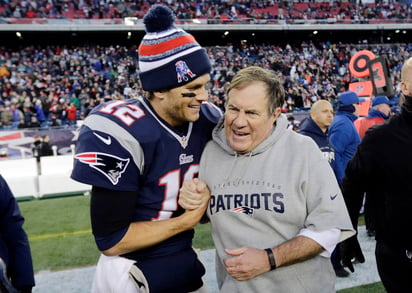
[99,100,145,126]
[155,165,199,220]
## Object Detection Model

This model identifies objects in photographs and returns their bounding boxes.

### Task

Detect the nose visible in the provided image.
[233,111,247,127]
[194,87,208,102]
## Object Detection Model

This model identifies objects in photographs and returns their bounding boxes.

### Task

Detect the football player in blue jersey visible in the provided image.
[71,5,221,293]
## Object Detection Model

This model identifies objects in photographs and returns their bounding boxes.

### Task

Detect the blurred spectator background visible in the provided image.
[0,0,409,129]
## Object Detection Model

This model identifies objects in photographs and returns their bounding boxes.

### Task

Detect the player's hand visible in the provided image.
[224,247,269,281]
[179,179,210,228]
[340,235,365,273]
[179,178,208,210]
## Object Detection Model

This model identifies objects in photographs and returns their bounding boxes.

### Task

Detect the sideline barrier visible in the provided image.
[0,155,90,199]
[38,155,90,198]
[0,157,38,199]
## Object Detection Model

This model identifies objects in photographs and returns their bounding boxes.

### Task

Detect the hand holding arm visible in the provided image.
[178,178,208,210]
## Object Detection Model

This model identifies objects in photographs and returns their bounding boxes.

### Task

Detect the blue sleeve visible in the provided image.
[90,186,136,251]
[329,122,351,184]
[201,101,223,124]
[71,125,140,191]
[0,175,35,289]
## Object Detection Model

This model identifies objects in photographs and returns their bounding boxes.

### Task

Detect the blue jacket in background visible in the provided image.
[299,117,337,177]
[0,175,35,291]
[329,111,361,185]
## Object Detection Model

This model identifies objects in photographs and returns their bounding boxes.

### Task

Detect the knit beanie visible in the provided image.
[138,5,211,92]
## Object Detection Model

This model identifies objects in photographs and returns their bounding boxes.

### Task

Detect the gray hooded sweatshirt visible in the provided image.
[199,114,355,293]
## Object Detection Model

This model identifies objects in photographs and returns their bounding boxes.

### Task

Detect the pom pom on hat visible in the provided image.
[138,5,211,92]
[143,4,175,33]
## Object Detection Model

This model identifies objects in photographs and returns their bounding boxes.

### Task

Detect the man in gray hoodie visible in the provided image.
[180,66,355,292]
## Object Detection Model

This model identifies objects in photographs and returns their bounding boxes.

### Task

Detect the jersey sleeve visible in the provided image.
[71,115,142,192]
[200,101,223,124]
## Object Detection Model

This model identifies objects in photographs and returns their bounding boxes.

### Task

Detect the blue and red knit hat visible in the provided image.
[138,5,211,91]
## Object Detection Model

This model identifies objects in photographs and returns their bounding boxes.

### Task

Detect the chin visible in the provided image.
[229,141,249,153]
[188,114,200,122]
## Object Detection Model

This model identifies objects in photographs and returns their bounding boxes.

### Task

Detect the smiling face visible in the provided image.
[151,73,211,127]
[224,81,280,153]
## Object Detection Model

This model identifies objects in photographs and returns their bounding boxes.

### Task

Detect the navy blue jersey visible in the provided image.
[71,97,221,257]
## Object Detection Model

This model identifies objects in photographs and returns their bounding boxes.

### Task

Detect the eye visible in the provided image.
[226,105,239,113]
[246,111,259,117]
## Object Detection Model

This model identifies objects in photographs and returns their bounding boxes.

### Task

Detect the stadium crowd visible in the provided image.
[0,0,410,24]
[0,40,408,129]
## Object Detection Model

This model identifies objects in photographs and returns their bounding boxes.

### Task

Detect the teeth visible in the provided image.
[234,130,247,136]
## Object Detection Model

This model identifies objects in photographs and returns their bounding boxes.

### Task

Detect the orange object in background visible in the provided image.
[349,50,376,78]
[349,81,372,117]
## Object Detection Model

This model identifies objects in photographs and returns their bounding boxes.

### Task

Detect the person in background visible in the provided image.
[0,175,35,293]
[354,95,395,238]
[329,91,364,186]
[354,95,394,139]
[341,56,412,293]
[286,115,299,131]
[179,66,354,292]
[31,135,42,161]
[71,4,221,293]
[299,100,336,173]
[328,90,365,277]
[40,135,53,157]
[65,102,77,127]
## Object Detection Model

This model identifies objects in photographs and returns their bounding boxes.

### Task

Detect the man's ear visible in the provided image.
[273,107,282,119]
[401,82,409,96]
[153,91,166,100]
[271,107,282,124]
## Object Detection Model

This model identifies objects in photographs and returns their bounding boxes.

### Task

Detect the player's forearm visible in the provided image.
[102,211,200,256]
[272,235,324,268]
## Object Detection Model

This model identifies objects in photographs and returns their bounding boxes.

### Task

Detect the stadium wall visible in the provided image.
[1,21,412,47]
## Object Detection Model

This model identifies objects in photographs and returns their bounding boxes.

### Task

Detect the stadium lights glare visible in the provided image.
[313,30,318,35]
[395,29,400,33]
[224,31,229,36]
[124,17,138,26]
[16,32,22,38]
[403,30,407,34]
[127,32,132,39]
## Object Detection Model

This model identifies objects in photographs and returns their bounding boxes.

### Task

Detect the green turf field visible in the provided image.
[19,195,385,292]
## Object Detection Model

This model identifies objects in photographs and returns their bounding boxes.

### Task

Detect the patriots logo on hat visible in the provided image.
[176,60,196,83]
[231,206,254,216]
[75,152,130,185]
